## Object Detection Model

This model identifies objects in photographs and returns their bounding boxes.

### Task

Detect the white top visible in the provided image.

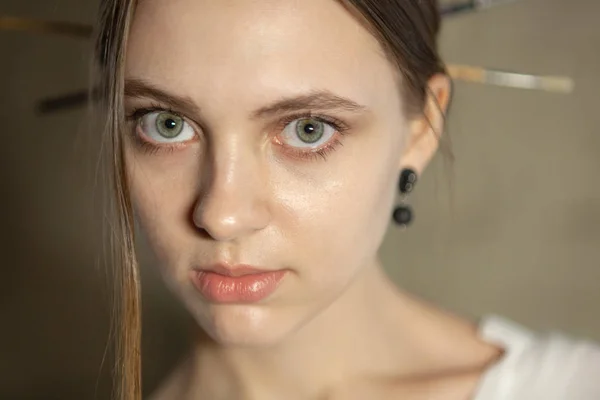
[474,316,600,400]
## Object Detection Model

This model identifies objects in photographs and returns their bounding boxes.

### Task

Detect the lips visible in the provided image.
[190,264,287,304]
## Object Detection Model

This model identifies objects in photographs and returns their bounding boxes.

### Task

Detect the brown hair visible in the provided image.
[92,0,445,399]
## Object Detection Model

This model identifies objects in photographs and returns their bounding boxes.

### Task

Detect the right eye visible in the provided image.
[137,111,196,143]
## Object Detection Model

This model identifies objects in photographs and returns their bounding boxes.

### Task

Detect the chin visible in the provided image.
[191,302,301,347]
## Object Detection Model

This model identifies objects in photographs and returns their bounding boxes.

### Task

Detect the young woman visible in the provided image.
[93,0,600,399]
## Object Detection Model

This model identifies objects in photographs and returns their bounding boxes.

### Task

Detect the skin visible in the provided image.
[123,0,502,399]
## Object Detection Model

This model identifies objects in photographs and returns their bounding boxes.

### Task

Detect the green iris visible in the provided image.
[155,112,184,139]
[296,119,324,144]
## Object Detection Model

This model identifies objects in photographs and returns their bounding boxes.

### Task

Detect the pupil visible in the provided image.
[303,123,315,134]
[165,119,177,129]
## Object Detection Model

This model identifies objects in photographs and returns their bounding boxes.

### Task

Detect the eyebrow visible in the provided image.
[123,78,368,120]
[252,91,368,118]
[124,78,202,118]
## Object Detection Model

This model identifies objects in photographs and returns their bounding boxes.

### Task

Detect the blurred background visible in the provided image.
[0,0,598,398]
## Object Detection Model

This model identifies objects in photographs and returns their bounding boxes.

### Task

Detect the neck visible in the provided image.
[184,259,423,400]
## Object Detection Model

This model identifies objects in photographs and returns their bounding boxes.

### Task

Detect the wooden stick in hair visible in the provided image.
[0,15,92,38]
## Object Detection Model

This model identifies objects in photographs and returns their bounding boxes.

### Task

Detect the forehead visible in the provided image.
[125,0,401,112]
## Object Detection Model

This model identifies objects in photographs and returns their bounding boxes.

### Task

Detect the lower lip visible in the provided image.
[191,270,287,304]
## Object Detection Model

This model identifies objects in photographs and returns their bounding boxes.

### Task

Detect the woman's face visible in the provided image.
[124,0,432,345]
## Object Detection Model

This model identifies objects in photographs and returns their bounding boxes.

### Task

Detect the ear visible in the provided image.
[400,73,452,175]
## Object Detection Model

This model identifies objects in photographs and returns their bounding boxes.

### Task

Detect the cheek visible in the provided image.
[126,149,199,265]
[276,138,399,286]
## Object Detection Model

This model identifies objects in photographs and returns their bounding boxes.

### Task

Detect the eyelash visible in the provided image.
[125,104,349,161]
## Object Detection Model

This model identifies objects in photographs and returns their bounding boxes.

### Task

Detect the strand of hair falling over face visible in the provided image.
[95,0,143,399]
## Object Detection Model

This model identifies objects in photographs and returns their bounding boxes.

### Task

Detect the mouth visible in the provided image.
[190,263,287,304]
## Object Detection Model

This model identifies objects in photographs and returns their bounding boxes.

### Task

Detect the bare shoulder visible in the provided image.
[417,368,489,400]
[396,365,494,400]
[325,365,493,400]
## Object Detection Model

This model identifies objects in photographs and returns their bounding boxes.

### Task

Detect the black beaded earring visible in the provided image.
[392,168,418,227]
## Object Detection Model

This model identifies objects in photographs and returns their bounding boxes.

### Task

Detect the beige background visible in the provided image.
[1,0,598,398]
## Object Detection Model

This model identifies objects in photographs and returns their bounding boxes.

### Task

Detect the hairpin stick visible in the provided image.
[475,0,520,10]
[441,0,520,16]
[0,16,92,38]
[447,64,575,93]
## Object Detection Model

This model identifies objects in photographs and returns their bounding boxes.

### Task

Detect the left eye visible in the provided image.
[279,118,336,149]
[138,111,196,143]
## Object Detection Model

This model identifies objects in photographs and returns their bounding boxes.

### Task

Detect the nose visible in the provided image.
[192,139,271,241]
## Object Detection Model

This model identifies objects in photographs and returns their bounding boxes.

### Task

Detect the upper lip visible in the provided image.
[195,263,272,277]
